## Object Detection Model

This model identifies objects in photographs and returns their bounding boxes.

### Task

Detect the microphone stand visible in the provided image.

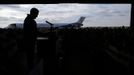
[46,21,58,40]
[45,20,57,72]
[46,21,54,33]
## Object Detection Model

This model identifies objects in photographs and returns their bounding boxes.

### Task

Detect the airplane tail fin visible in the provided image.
[76,17,86,24]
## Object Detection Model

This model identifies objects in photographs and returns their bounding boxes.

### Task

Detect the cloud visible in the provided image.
[97,4,109,9]
[0,4,131,28]
[0,17,9,21]
[0,4,21,9]
[0,16,20,22]
[0,5,22,12]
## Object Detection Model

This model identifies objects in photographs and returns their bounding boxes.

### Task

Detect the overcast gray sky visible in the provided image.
[0,4,131,28]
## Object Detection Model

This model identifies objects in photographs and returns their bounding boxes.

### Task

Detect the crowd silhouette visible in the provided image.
[1,26,133,75]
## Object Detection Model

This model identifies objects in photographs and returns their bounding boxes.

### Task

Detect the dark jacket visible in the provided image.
[23,14,37,41]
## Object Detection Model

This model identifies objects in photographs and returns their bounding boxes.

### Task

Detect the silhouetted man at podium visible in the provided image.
[23,8,39,71]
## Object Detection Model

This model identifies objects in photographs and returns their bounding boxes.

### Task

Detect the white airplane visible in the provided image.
[6,17,85,30]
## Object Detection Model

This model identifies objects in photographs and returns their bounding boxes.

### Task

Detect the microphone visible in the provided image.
[46,21,53,26]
